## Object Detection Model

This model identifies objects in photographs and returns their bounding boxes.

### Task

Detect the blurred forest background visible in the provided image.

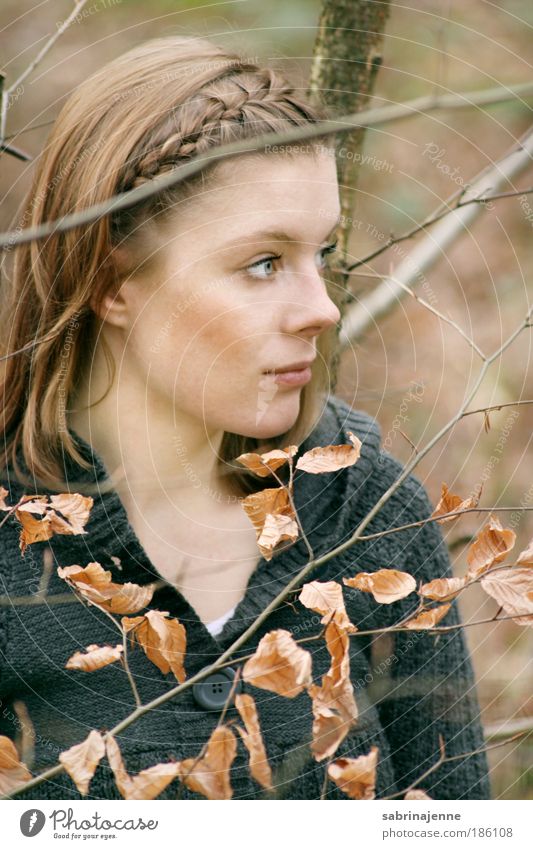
[1,0,532,799]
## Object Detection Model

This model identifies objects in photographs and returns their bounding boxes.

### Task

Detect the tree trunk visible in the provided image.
[308,0,391,389]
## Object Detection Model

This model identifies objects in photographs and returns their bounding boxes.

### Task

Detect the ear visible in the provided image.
[89,247,134,328]
[89,283,130,328]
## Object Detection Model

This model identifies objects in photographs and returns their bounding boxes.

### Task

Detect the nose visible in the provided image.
[281,266,341,337]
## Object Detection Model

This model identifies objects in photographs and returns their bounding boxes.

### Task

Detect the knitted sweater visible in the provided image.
[0,395,491,800]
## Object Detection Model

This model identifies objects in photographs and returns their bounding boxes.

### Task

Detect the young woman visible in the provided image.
[0,35,491,800]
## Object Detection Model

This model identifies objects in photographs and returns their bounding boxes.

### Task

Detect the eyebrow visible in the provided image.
[222,215,342,249]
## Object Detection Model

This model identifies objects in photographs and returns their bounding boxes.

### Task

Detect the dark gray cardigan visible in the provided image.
[0,395,491,800]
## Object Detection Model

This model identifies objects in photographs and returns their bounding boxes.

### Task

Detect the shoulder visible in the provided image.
[322,394,437,527]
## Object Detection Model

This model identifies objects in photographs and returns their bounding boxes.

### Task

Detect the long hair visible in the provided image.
[0,35,342,497]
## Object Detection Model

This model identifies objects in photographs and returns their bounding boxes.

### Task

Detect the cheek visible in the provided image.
[178,302,258,366]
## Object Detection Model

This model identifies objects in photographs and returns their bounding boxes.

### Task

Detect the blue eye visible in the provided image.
[245,254,281,280]
[317,240,338,268]
[244,241,338,280]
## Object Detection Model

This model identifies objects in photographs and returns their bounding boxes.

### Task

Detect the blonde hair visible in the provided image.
[0,35,342,496]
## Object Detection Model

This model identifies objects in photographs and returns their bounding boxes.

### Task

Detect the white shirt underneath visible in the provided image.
[205,604,237,636]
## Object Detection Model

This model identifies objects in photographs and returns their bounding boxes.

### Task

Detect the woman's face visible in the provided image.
[115,149,342,440]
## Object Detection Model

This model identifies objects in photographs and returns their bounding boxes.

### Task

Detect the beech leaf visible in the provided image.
[404,788,432,799]
[242,629,312,698]
[241,486,298,560]
[235,445,297,477]
[122,610,187,683]
[431,482,481,523]
[295,430,362,474]
[299,580,357,633]
[327,746,379,799]
[0,735,32,796]
[59,730,106,796]
[465,515,516,580]
[57,562,154,614]
[0,486,10,510]
[16,493,93,553]
[308,622,359,761]
[234,693,273,790]
[257,512,299,560]
[403,603,452,630]
[343,568,417,604]
[177,725,237,800]
[480,568,533,626]
[419,577,466,602]
[105,735,181,800]
[516,538,533,567]
[65,643,124,672]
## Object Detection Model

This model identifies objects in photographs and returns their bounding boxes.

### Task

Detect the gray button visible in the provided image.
[192,666,242,710]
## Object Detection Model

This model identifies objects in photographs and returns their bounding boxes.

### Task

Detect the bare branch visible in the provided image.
[0,1,90,144]
[381,728,530,800]
[2,91,533,252]
[340,124,533,346]
[483,717,533,742]
[384,261,486,360]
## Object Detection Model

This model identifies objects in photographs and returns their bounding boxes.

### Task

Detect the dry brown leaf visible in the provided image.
[516,538,533,567]
[47,493,94,535]
[105,735,181,800]
[404,788,432,799]
[430,482,481,523]
[0,735,32,796]
[16,495,54,515]
[0,485,10,510]
[57,562,154,614]
[235,445,297,477]
[403,603,452,630]
[299,580,357,633]
[295,430,362,474]
[343,568,417,604]
[59,730,106,796]
[465,515,516,580]
[480,568,533,627]
[65,643,124,672]
[327,746,379,799]
[234,693,273,790]
[419,577,466,601]
[16,509,54,553]
[257,512,299,560]
[122,610,187,683]
[177,725,237,800]
[16,493,93,554]
[242,629,312,698]
[241,486,297,560]
[308,622,358,761]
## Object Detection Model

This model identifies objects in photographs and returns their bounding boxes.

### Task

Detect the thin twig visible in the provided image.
[462,399,533,418]
[2,89,533,251]
[381,729,530,800]
[343,185,533,275]
[5,77,533,147]
[386,262,486,359]
[0,0,89,143]
[121,627,142,709]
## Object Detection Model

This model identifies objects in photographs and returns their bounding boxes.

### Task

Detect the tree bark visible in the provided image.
[307,0,391,389]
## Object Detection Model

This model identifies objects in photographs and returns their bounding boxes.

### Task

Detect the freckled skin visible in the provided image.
[116,150,342,441]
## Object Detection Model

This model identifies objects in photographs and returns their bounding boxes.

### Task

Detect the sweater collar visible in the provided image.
[12,397,381,658]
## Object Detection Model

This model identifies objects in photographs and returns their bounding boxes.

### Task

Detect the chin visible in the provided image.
[239,400,301,441]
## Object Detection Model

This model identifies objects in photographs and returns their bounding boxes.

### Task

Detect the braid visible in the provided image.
[121,66,311,191]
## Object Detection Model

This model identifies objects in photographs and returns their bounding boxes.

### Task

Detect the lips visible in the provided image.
[264,359,316,374]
